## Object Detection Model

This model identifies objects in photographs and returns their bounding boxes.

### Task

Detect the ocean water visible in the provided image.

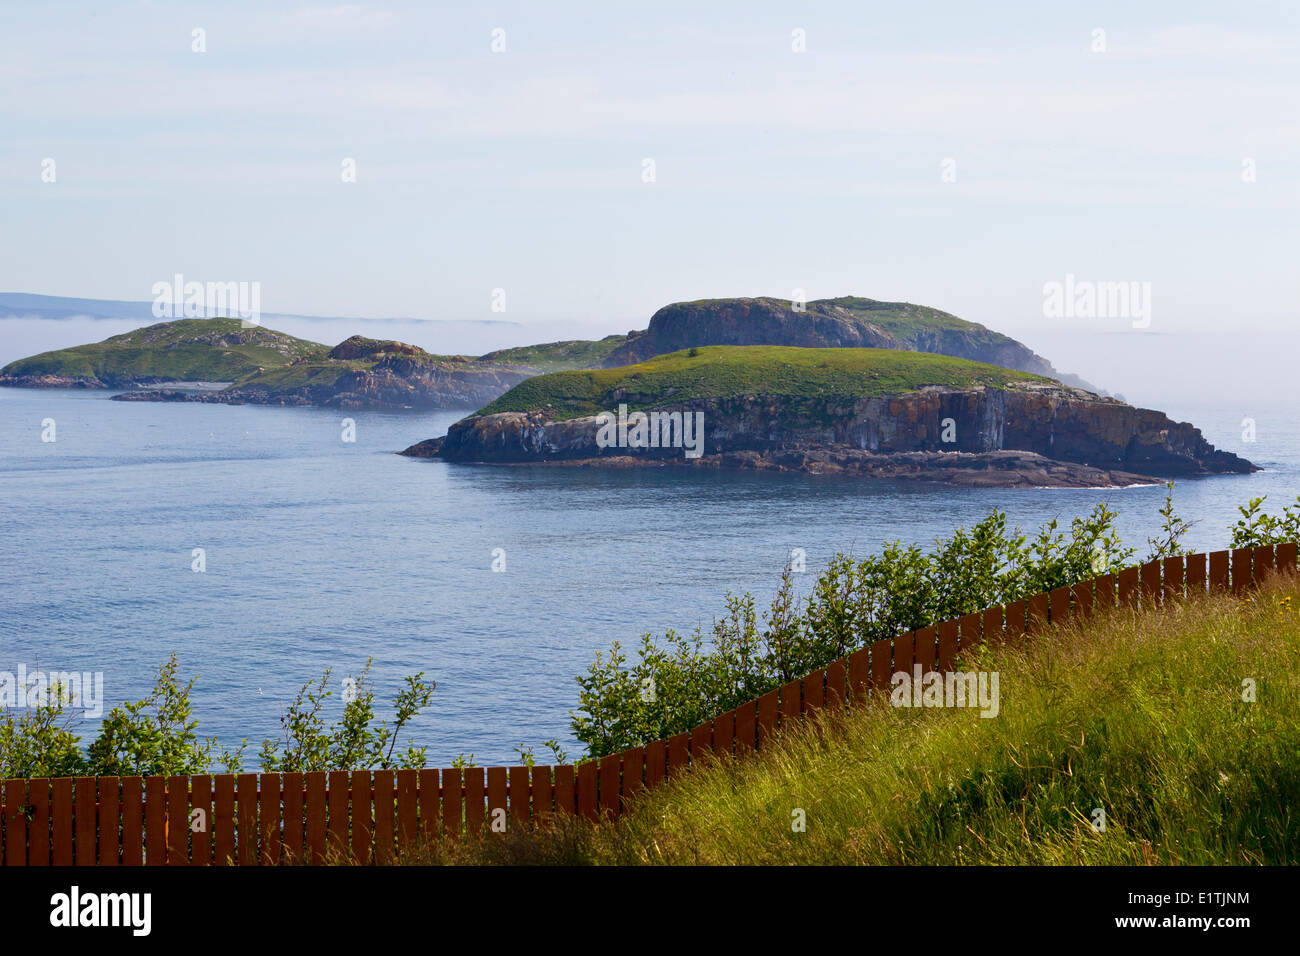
[1,386,1296,766]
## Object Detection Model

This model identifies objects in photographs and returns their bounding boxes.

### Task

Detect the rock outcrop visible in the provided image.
[401,382,1255,487]
[603,296,1081,383]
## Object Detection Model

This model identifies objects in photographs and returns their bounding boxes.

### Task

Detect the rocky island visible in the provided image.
[0,319,539,409]
[0,294,1101,408]
[399,346,1256,488]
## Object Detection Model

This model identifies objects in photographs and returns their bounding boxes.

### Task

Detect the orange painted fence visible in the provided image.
[2,543,1295,866]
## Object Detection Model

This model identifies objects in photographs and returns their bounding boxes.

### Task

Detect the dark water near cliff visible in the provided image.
[1,387,1296,766]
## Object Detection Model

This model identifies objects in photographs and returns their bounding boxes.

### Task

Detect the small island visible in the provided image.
[400,345,1256,488]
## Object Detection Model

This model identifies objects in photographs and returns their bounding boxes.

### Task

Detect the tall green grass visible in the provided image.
[408,577,1300,865]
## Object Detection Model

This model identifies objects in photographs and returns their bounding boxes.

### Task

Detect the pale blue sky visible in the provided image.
[2,0,1297,358]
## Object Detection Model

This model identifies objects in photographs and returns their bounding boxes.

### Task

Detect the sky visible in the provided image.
[1,1,1298,404]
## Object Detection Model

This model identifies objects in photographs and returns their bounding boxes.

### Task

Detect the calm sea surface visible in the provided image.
[1,387,1296,765]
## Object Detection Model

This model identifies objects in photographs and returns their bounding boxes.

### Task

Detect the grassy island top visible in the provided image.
[480,334,627,373]
[477,345,1053,419]
[0,318,329,383]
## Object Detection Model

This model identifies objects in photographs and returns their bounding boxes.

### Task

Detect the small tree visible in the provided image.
[259,658,435,772]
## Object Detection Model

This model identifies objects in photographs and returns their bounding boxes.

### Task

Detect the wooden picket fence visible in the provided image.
[2,542,1295,866]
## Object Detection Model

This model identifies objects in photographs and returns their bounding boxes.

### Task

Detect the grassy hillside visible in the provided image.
[480,334,627,373]
[825,295,1005,341]
[477,344,1051,419]
[0,318,328,385]
[411,575,1300,865]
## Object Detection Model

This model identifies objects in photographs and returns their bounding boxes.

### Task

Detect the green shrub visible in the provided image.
[570,485,1223,758]
[0,655,434,779]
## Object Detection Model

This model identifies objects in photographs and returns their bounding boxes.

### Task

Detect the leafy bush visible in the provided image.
[0,655,434,779]
[259,658,435,773]
[1230,495,1300,548]
[570,490,1221,758]
[84,656,241,777]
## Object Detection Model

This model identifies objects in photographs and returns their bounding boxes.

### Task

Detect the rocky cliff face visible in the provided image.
[403,382,1255,482]
[603,297,1061,379]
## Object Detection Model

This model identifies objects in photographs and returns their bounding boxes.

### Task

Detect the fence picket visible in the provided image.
[847,647,871,699]
[825,658,847,709]
[4,779,26,866]
[330,770,351,862]
[464,767,485,838]
[893,632,915,675]
[621,748,643,804]
[189,776,210,866]
[1071,581,1093,621]
[1209,550,1230,591]
[236,773,258,866]
[982,605,1004,646]
[553,764,576,817]
[52,779,73,866]
[1231,548,1251,595]
[1003,602,1026,644]
[488,764,506,832]
[756,691,779,746]
[668,732,691,774]
[1163,556,1184,602]
[1027,592,1050,632]
[1118,567,1140,607]
[441,768,462,839]
[1253,545,1276,585]
[690,721,713,761]
[713,709,736,755]
[418,769,439,846]
[1278,542,1297,574]
[779,680,801,724]
[213,775,235,866]
[352,771,372,863]
[577,761,598,821]
[373,770,395,861]
[1049,586,1071,624]
[306,771,328,865]
[1094,574,1116,612]
[1186,553,1207,595]
[262,773,283,866]
[77,777,97,866]
[282,772,304,864]
[397,768,419,850]
[872,638,893,690]
[144,777,165,866]
[958,613,981,655]
[598,755,619,818]
[532,766,554,824]
[29,779,50,867]
[915,626,937,671]
[1140,560,1162,605]
[644,740,667,788]
[803,669,825,714]
[509,765,532,829]
[165,775,187,866]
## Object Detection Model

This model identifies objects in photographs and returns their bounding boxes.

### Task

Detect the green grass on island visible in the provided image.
[476,344,1052,419]
[0,316,623,391]
[480,334,628,374]
[0,318,329,385]
[402,576,1300,865]
[823,296,1011,344]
